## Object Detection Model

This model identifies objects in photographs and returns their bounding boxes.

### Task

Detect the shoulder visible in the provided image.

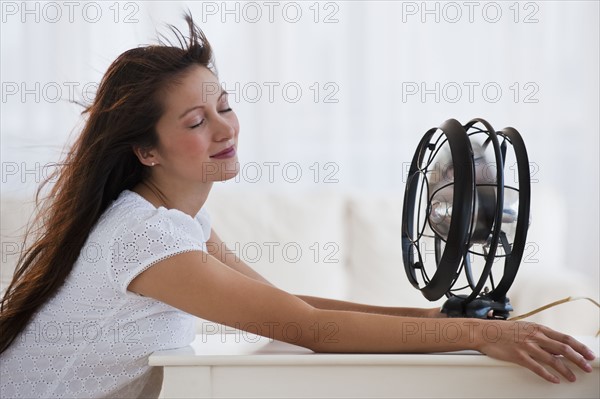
[98,190,210,243]
[194,206,212,240]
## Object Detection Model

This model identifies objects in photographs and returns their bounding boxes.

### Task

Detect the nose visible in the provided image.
[213,113,236,142]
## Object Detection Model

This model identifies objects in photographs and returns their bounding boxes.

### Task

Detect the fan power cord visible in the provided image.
[508,296,600,337]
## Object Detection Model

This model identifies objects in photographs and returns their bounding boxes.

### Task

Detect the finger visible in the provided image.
[538,328,597,362]
[515,352,561,384]
[529,345,577,382]
[538,337,594,374]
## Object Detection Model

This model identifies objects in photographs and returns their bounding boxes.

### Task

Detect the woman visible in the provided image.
[0,14,595,399]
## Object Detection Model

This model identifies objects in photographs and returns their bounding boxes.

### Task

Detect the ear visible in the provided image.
[132,146,160,167]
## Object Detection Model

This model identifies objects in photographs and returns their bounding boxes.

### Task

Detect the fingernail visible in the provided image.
[552,376,560,384]
[584,363,593,372]
[586,349,596,359]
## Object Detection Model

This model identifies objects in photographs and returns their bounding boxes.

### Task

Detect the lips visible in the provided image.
[210,145,236,159]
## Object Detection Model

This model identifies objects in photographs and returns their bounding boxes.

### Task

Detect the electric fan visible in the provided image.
[401,118,531,319]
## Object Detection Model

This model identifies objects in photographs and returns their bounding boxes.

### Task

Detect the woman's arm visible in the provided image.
[295,295,445,318]
[128,249,595,383]
[206,229,443,318]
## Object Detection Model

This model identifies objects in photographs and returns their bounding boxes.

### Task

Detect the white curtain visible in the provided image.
[2,1,598,284]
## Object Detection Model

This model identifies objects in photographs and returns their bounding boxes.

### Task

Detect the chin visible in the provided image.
[215,158,240,182]
[218,170,239,182]
[198,158,240,183]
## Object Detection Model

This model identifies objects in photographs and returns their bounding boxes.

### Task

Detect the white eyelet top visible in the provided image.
[0,189,212,398]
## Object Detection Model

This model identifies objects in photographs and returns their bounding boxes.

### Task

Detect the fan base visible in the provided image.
[441,295,513,319]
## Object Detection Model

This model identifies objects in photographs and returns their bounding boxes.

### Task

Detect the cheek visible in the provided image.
[172,135,210,158]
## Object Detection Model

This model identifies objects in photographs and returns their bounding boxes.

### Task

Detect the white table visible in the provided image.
[149,334,600,398]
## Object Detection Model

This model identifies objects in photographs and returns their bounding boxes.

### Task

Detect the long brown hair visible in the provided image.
[0,14,215,354]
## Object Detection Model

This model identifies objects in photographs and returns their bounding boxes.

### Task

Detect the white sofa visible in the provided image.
[1,188,598,336]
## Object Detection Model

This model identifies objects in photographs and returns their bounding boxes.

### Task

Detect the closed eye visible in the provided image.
[189,108,232,129]
[189,120,205,129]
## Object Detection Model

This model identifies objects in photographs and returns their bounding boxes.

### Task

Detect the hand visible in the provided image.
[475,320,596,383]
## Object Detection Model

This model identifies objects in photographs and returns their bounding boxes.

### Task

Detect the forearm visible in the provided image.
[296,294,440,318]
[308,308,480,353]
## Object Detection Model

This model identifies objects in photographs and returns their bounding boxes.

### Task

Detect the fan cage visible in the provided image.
[404,122,523,300]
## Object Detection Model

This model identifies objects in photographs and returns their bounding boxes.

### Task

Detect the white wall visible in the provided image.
[1,1,598,289]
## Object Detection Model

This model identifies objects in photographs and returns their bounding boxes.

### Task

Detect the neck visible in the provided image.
[132,178,212,217]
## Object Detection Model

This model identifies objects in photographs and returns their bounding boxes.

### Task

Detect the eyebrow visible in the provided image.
[178,90,228,119]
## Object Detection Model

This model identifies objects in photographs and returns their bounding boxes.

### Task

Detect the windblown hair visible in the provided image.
[0,14,214,353]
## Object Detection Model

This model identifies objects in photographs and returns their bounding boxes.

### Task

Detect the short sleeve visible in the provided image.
[107,207,207,296]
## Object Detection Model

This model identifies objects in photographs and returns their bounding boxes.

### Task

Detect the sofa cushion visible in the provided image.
[204,188,348,298]
[344,191,446,308]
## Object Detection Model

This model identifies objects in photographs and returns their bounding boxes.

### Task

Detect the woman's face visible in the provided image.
[151,65,240,184]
